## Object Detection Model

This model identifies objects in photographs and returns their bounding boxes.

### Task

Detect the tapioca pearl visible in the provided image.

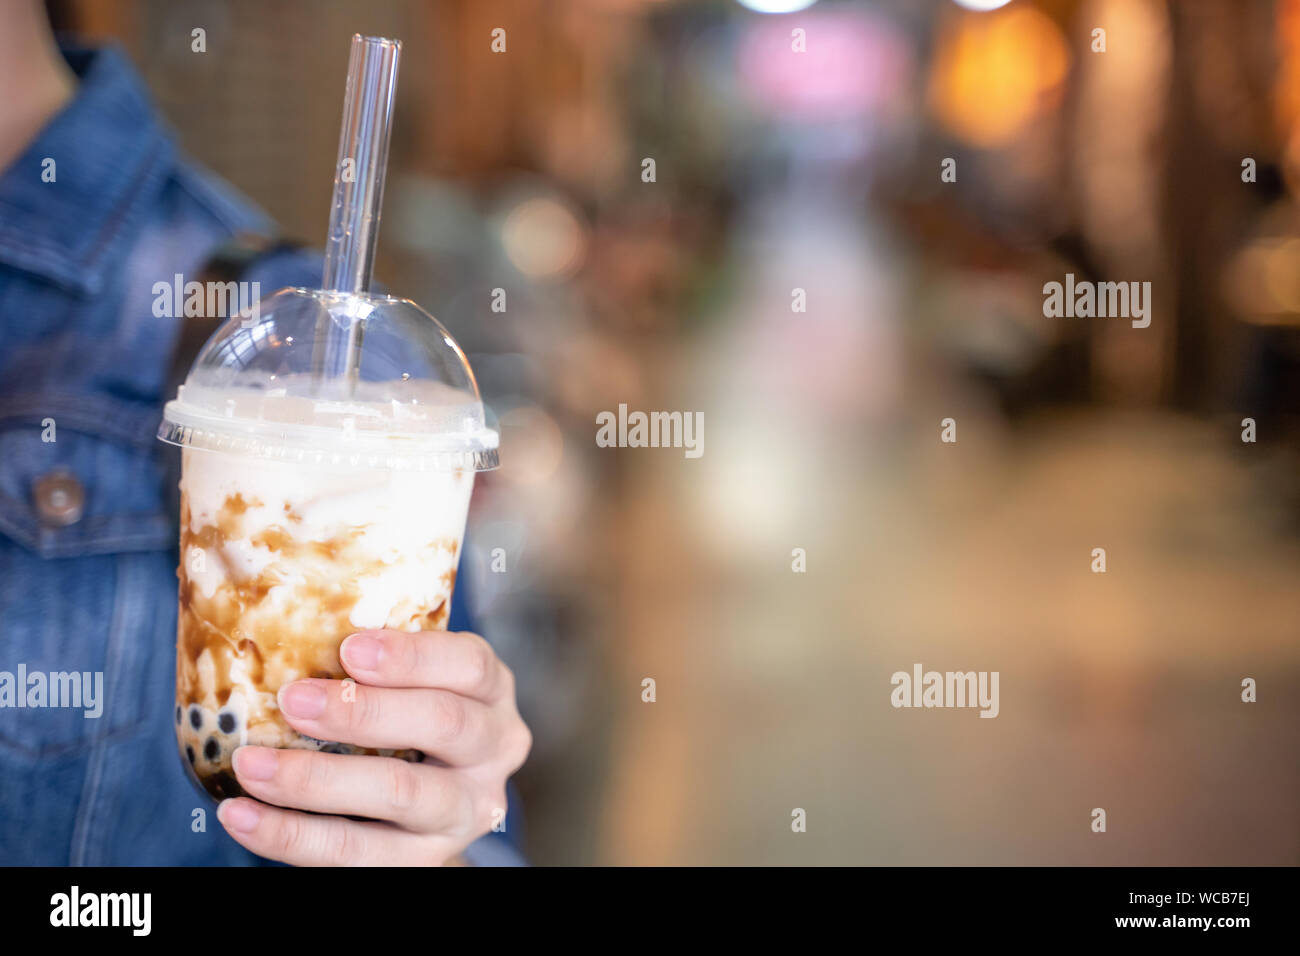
[217,710,237,734]
[203,737,220,762]
[175,705,182,726]
[186,745,196,766]
[188,705,203,731]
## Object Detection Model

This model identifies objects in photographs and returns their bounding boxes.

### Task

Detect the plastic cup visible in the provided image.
[157,36,499,799]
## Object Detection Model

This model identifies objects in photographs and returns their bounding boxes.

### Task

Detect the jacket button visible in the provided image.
[33,471,85,527]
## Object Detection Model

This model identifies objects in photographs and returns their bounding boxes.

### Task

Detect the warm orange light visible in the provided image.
[1276,0,1300,138]
[1224,235,1300,326]
[927,6,1071,148]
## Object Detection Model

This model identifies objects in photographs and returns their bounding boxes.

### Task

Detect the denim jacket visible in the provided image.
[0,46,522,865]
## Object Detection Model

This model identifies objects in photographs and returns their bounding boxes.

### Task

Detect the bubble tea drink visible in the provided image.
[158,37,498,799]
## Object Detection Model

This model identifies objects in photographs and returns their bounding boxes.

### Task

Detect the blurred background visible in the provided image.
[54,0,1299,864]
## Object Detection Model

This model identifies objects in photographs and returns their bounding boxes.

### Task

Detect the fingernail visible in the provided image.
[233,746,277,781]
[342,633,382,670]
[218,799,262,833]
[279,681,326,719]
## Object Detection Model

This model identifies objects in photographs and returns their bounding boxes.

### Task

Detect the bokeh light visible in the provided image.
[501,196,588,280]
[928,5,1070,147]
[735,0,818,14]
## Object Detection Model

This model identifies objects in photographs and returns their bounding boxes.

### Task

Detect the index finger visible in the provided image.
[340,629,511,702]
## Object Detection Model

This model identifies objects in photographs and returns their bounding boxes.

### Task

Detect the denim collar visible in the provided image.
[0,45,175,296]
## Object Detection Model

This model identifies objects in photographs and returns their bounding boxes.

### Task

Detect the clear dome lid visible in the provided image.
[158,287,499,472]
[160,36,494,472]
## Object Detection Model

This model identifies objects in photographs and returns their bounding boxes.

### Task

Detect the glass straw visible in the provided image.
[315,35,402,386]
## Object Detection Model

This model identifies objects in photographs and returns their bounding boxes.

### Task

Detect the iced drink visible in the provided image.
[171,385,476,798]
[160,307,498,802]
[159,36,498,800]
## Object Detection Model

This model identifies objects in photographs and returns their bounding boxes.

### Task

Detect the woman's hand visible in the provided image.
[215,629,531,866]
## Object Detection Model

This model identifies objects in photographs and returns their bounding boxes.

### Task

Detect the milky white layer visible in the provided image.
[175,377,497,447]
[181,446,473,630]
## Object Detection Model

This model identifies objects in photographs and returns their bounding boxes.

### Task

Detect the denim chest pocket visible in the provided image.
[0,391,178,759]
